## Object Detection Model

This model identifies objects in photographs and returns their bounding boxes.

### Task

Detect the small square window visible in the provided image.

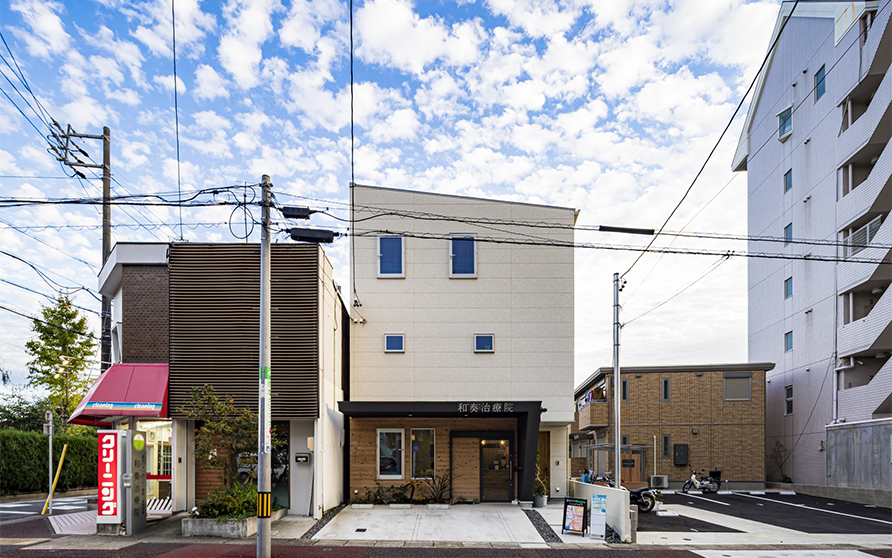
[378,237,404,278]
[621,434,629,446]
[814,65,826,101]
[385,334,404,353]
[474,334,494,353]
[778,107,792,140]
[785,331,793,352]
[785,385,793,415]
[723,373,752,401]
[450,235,477,278]
[784,223,793,245]
[784,277,793,299]
[784,170,793,193]
[661,378,671,403]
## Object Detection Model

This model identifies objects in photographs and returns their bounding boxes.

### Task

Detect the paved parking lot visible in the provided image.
[656,491,892,534]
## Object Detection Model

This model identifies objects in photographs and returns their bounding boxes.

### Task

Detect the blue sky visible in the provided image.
[0,0,782,389]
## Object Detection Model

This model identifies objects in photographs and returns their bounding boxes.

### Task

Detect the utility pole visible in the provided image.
[257,175,272,558]
[49,123,112,374]
[613,273,624,488]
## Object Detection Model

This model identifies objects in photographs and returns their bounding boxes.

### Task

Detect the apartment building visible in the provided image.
[75,242,347,519]
[733,1,891,490]
[343,185,576,502]
[573,364,772,490]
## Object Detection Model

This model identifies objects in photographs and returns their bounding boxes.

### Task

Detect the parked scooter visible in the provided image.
[599,476,659,513]
[682,469,719,493]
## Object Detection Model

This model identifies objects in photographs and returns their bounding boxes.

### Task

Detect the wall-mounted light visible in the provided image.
[819,441,825,451]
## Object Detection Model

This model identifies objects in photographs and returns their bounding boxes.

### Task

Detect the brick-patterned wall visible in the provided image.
[570,457,587,478]
[594,369,766,483]
[349,417,516,500]
[121,265,169,363]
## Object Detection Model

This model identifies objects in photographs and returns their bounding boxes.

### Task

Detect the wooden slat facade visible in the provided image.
[169,243,319,419]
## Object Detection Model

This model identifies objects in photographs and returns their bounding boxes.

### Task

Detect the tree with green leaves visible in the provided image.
[24,294,96,429]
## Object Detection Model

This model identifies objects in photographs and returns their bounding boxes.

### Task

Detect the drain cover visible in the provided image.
[356,528,367,532]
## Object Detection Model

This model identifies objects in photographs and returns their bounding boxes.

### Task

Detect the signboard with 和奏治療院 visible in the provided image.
[562,497,587,535]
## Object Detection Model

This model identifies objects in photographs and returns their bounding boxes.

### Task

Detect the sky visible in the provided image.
[0,0,783,392]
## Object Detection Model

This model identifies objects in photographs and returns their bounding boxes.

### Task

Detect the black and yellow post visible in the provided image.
[257,492,272,519]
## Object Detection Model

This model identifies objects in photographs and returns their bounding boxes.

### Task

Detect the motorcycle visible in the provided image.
[682,469,719,493]
[598,475,659,513]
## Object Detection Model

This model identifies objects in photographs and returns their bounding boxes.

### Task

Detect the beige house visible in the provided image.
[342,185,576,502]
[573,364,773,490]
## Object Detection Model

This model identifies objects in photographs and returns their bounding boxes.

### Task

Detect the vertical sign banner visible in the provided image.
[562,497,587,535]
[590,494,607,540]
[126,431,147,535]
[97,431,122,524]
[262,366,271,453]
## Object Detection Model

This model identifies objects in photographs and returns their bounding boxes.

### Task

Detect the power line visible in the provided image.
[350,229,890,265]
[171,0,184,240]
[0,304,98,341]
[0,250,101,300]
[0,221,228,232]
[0,279,101,316]
[0,215,98,271]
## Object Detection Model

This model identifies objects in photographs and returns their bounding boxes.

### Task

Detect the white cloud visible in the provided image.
[192,64,230,100]
[356,0,486,74]
[486,0,578,38]
[81,25,147,87]
[367,108,420,143]
[153,74,188,93]
[218,0,280,89]
[131,0,216,58]
[120,139,150,169]
[10,0,70,59]
[278,0,342,53]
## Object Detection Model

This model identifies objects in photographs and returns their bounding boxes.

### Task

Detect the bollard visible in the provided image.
[629,504,638,544]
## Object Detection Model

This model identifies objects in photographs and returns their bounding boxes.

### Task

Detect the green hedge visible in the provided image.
[0,429,98,495]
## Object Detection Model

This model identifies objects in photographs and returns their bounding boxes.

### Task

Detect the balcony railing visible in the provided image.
[577,401,609,431]
[845,215,884,258]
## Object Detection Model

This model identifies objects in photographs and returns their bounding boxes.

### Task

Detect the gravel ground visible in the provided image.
[521,508,561,543]
[299,504,344,539]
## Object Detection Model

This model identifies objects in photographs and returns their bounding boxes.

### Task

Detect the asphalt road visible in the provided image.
[660,491,892,534]
[0,496,90,522]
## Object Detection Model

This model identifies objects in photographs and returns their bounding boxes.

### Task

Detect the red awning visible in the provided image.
[69,363,169,425]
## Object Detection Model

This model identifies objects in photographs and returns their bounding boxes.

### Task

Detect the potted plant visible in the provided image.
[533,456,548,508]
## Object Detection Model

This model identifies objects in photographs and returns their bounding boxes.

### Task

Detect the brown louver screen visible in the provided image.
[169,243,319,419]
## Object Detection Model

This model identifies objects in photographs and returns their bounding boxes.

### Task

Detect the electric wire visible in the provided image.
[0,215,98,271]
[0,304,97,340]
[0,279,101,317]
[620,0,801,279]
[0,250,101,300]
[0,31,53,126]
[171,0,184,240]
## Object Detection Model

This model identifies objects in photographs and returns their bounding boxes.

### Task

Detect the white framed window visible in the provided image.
[785,386,793,415]
[410,428,435,479]
[450,234,477,278]
[384,334,405,353]
[723,372,752,401]
[378,236,405,278]
[474,334,494,353]
[778,106,792,141]
[377,428,404,479]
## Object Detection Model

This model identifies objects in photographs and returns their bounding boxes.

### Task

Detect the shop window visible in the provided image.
[378,237,405,277]
[474,334,494,353]
[723,372,752,401]
[411,429,435,479]
[385,334,405,353]
[377,429,404,479]
[450,235,476,277]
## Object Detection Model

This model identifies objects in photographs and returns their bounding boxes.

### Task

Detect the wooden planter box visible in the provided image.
[182,508,287,538]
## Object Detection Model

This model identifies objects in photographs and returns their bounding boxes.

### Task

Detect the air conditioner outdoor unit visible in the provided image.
[650,475,668,489]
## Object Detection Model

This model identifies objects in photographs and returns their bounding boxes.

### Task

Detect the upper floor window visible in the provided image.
[661,377,671,403]
[474,334,494,353]
[785,385,794,415]
[784,170,793,193]
[450,235,476,278]
[385,334,405,353]
[784,277,793,299]
[814,65,826,101]
[378,237,404,278]
[723,372,752,401]
[784,223,793,245]
[778,106,792,140]
[620,378,629,403]
[785,331,793,352]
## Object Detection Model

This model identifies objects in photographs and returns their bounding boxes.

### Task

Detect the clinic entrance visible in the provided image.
[451,431,514,502]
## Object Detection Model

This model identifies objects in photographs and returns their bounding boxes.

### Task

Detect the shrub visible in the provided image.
[0,429,97,495]
[197,482,258,520]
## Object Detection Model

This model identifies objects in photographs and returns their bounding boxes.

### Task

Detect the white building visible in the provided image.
[342,185,576,502]
[733,1,891,490]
